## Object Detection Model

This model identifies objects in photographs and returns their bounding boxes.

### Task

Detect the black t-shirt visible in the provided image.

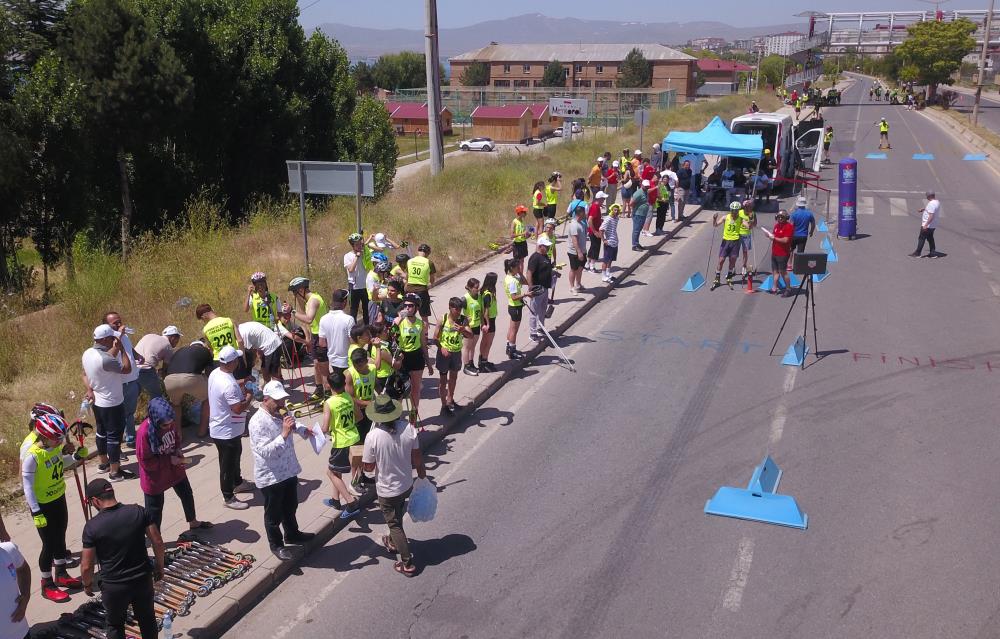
[380,298,404,323]
[527,252,553,288]
[82,503,152,584]
[166,345,213,375]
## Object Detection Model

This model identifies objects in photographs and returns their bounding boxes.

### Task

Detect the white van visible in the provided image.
[730,113,825,187]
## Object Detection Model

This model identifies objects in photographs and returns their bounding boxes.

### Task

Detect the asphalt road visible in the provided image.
[223,75,1000,639]
[948,86,1000,139]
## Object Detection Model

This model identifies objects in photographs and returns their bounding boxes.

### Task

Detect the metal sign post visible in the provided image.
[634,109,651,154]
[287,160,375,274]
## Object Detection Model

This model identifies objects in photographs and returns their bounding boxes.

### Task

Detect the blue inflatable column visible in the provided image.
[837,158,857,240]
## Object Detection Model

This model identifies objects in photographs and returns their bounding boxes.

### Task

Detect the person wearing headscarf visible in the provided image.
[135,397,212,539]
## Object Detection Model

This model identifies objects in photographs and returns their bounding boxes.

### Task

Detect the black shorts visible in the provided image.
[401,349,425,372]
[587,235,602,260]
[532,208,545,220]
[719,239,741,258]
[508,306,523,322]
[356,417,372,444]
[603,244,618,263]
[543,204,556,217]
[328,446,352,473]
[261,349,282,376]
[311,333,328,363]
[790,237,808,253]
[469,325,481,336]
[436,348,462,374]
[512,241,528,259]
[415,289,432,317]
[771,254,790,272]
[568,253,583,270]
[485,316,497,333]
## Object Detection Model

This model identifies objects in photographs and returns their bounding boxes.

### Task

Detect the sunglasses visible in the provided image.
[403,303,416,307]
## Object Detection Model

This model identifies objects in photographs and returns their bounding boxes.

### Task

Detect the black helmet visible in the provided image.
[384,372,411,401]
[403,293,422,305]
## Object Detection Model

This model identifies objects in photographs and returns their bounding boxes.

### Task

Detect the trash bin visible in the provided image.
[837,158,857,240]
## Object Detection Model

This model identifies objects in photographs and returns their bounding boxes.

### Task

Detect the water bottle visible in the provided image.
[161,611,173,638]
[78,399,92,420]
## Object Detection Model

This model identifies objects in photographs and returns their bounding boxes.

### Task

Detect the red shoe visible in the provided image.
[55,574,83,589]
[41,581,70,602]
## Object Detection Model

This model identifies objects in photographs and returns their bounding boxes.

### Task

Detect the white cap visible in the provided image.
[262,380,289,400]
[653,143,660,149]
[93,324,116,340]
[660,169,674,177]
[612,160,619,167]
[161,325,182,337]
[796,196,808,206]
[595,190,608,199]
[374,232,387,248]
[217,345,244,364]
[537,236,553,247]
[596,156,605,162]
[634,150,642,156]
[642,179,650,187]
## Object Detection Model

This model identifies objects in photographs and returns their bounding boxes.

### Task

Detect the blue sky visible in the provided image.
[298,0,932,29]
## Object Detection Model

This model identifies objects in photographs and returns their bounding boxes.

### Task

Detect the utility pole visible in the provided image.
[973,0,995,127]
[424,0,444,175]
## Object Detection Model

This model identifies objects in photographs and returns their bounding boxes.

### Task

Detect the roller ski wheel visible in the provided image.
[727,277,734,290]
[710,277,722,291]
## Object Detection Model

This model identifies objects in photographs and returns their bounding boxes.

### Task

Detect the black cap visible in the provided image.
[350,347,368,363]
[331,289,349,304]
[85,478,114,499]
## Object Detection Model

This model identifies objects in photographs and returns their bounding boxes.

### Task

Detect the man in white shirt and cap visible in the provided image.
[82,324,135,481]
[207,345,255,509]
[133,325,183,401]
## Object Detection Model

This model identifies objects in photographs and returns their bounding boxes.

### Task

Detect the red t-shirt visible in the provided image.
[605,167,618,185]
[641,164,656,181]
[588,201,603,237]
[771,221,793,257]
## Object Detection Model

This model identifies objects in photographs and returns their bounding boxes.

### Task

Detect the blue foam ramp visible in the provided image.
[912,153,935,160]
[817,219,828,233]
[812,271,830,283]
[704,456,808,530]
[782,336,809,366]
[820,235,832,251]
[964,153,988,161]
[681,272,706,292]
[827,247,838,263]
[865,153,887,159]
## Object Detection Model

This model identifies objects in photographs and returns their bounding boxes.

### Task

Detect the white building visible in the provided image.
[765,32,805,56]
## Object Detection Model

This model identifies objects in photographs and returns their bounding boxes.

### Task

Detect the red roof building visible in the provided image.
[471,104,533,143]
[696,59,754,95]
[383,101,453,135]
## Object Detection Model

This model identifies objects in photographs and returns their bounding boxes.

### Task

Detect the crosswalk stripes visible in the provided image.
[857,196,875,215]
[889,197,910,217]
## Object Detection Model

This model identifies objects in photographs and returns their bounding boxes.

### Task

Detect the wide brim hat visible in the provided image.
[365,394,403,423]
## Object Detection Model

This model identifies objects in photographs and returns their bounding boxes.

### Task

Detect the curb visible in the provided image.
[922,107,1000,174]
[192,204,706,638]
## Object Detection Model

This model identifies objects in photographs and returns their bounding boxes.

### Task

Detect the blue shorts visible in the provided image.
[740,235,752,251]
[719,239,741,258]
[603,244,619,263]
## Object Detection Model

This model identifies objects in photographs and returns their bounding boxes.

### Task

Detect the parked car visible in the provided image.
[552,127,564,137]
[570,122,582,133]
[459,137,494,151]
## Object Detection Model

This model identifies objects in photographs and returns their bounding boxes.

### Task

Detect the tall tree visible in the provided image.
[348,96,397,197]
[0,6,29,289]
[896,18,976,95]
[541,60,565,87]
[59,0,190,257]
[0,0,66,73]
[372,51,426,91]
[459,61,489,86]
[618,47,652,88]
[759,54,787,87]
[352,60,375,93]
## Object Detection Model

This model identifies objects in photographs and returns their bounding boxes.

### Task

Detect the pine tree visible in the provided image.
[541,60,565,87]
[619,48,652,88]
[459,61,489,87]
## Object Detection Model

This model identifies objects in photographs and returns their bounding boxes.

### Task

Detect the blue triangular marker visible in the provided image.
[705,456,807,529]
[817,219,828,233]
[820,235,832,251]
[912,153,935,160]
[681,272,706,292]
[758,274,774,292]
[964,153,988,161]
[812,271,829,283]
[827,247,838,263]
[782,336,809,366]
[759,273,800,292]
[865,153,887,159]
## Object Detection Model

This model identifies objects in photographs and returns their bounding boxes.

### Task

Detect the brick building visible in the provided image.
[450,43,697,101]
[696,59,754,95]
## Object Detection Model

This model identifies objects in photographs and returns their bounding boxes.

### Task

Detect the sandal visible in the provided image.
[394,560,417,577]
[381,534,397,554]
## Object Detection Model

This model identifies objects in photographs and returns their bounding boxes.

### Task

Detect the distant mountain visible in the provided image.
[311,13,805,59]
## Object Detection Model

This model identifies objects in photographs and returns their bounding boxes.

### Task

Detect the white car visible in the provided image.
[570,122,582,133]
[552,127,564,137]
[460,137,494,152]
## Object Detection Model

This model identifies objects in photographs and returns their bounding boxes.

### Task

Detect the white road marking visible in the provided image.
[971,245,981,257]
[979,261,993,275]
[721,536,756,612]
[990,281,1000,298]
[859,189,928,195]
[769,367,798,444]
[857,196,875,216]
[957,200,979,214]
[889,198,909,217]
[272,571,355,639]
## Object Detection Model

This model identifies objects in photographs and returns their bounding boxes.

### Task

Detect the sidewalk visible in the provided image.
[13,202,708,637]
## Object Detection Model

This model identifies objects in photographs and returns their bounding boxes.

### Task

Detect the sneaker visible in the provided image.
[478,359,496,373]
[235,480,256,494]
[322,498,342,509]
[54,574,83,589]
[123,438,136,448]
[928,252,942,259]
[41,581,69,603]
[441,403,453,415]
[338,504,361,520]
[285,531,316,544]
[448,401,461,412]
[97,463,109,474]
[109,468,136,482]
[463,363,479,376]
[223,497,249,510]
[741,266,747,276]
[346,483,363,497]
[529,332,543,342]
[909,252,921,257]
[601,275,611,283]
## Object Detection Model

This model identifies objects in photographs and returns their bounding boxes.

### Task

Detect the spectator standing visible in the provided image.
[631,149,642,178]
[760,210,794,296]
[675,160,693,220]
[605,160,620,206]
[0,538,30,639]
[650,142,663,172]
[163,341,213,437]
[81,479,164,639]
[82,324,135,481]
[248,381,315,561]
[587,157,604,197]
[654,176,671,234]
[434,297,473,415]
[133,326,182,401]
[362,395,428,577]
[207,345,255,510]
[910,191,942,258]
[566,203,589,293]
[404,244,436,322]
[318,288,355,377]
[599,204,622,283]
[103,312,141,448]
[135,398,210,537]
[526,238,554,342]
[630,180,651,251]
[343,232,372,322]
[244,272,280,329]
[477,272,499,373]
[289,277,329,399]
[586,192,605,273]
[322,371,362,516]
[789,196,816,259]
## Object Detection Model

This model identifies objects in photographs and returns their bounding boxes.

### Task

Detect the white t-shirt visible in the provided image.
[922,199,940,229]
[0,541,28,639]
[362,419,418,498]
[82,346,125,407]
[343,251,367,290]
[238,322,282,356]
[318,309,355,369]
[118,332,140,383]
[661,170,678,189]
[207,368,246,439]
[134,334,174,370]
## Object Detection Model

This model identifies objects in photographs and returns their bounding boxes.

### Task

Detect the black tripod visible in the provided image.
[768,275,819,369]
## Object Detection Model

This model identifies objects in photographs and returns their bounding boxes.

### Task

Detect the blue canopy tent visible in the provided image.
[661,116,763,159]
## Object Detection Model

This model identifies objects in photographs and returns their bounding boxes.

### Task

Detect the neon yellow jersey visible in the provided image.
[463,293,482,328]
[545,184,558,206]
[370,344,393,378]
[505,274,523,308]
[722,214,742,241]
[249,292,279,327]
[398,317,423,352]
[439,316,464,353]
[348,366,375,402]
[308,293,327,335]
[512,217,527,243]
[482,291,498,319]
[203,317,237,357]
[879,122,889,133]
[325,392,359,448]
[545,232,556,261]
[29,442,65,505]
[738,211,752,236]
[407,256,431,287]
[532,189,545,211]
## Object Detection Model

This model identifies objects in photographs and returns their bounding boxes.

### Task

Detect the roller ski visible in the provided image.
[285,392,325,418]
[726,272,734,290]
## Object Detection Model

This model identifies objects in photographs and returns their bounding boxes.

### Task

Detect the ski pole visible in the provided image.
[704,217,718,283]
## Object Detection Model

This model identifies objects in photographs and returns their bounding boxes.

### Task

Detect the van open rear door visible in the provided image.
[795,127,825,172]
